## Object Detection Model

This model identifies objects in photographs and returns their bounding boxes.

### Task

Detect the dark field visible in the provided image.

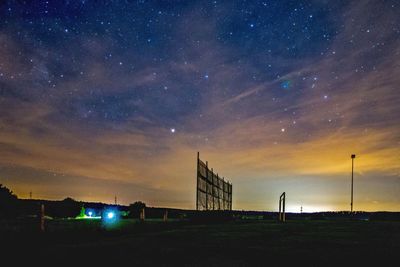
[1,219,400,266]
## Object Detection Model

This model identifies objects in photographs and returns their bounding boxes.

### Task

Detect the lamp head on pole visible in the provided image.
[351,154,356,159]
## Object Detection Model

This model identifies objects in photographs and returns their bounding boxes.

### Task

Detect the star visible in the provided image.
[281,80,291,89]
[0,0,398,213]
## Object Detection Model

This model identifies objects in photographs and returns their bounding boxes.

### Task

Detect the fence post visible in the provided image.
[40,204,45,232]
[163,209,168,222]
[140,207,145,221]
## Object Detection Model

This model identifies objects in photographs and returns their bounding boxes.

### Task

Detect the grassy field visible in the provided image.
[1,219,399,266]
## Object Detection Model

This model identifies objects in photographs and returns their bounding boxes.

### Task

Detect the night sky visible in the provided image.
[0,1,399,211]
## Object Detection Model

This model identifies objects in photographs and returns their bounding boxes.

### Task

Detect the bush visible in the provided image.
[0,184,18,218]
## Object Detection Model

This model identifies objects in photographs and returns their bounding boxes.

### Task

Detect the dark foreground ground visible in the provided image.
[1,219,399,266]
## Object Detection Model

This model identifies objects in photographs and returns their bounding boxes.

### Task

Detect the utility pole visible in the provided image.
[114,195,117,205]
[196,152,199,211]
[29,191,32,199]
[350,154,356,213]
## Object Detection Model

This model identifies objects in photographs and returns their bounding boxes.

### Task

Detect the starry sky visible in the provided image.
[0,0,399,212]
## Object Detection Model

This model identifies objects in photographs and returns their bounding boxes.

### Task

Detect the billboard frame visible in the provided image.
[196,152,232,211]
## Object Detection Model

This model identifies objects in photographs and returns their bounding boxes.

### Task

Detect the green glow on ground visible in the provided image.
[75,216,101,220]
[75,206,101,219]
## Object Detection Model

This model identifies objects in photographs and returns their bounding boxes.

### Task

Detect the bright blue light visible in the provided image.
[86,209,96,217]
[102,208,119,226]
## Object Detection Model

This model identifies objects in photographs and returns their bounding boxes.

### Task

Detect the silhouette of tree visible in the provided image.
[62,197,76,202]
[0,184,18,218]
[56,197,81,218]
[41,196,81,218]
[129,201,146,218]
[0,184,18,200]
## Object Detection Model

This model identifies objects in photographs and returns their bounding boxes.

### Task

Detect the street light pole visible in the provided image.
[351,154,356,213]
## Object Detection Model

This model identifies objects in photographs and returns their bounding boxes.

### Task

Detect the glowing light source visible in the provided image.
[75,208,100,220]
[102,208,119,226]
[107,212,115,219]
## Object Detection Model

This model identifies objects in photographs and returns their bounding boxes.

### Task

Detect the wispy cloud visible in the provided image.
[0,1,399,211]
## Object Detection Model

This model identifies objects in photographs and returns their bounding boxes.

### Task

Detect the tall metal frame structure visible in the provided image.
[196,152,232,211]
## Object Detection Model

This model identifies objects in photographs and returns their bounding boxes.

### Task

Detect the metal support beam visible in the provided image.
[205,161,208,210]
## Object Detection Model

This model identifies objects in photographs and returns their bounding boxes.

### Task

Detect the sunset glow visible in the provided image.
[0,1,399,211]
